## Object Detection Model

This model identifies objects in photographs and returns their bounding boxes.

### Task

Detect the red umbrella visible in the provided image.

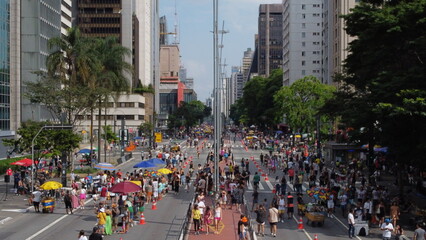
[109,182,141,194]
[10,158,33,167]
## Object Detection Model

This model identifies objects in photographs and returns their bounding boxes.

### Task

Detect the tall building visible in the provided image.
[159,15,168,45]
[21,0,62,122]
[76,0,134,86]
[282,0,323,85]
[0,0,20,157]
[231,66,244,101]
[258,4,283,77]
[158,45,183,128]
[241,48,253,81]
[61,0,72,36]
[322,0,357,85]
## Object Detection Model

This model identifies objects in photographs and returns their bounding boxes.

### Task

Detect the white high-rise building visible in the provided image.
[61,0,72,36]
[282,0,323,85]
[322,0,357,85]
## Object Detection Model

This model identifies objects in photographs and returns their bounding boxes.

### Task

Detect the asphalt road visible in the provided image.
[0,138,373,240]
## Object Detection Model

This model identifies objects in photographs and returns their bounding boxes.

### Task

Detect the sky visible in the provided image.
[160,0,282,101]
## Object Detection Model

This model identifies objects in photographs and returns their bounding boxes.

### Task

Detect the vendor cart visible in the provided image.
[304,203,326,227]
[41,197,55,213]
[305,211,325,226]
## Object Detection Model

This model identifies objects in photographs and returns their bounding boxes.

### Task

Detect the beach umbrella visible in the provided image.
[110,182,141,194]
[10,158,33,167]
[94,162,116,171]
[78,149,91,154]
[133,161,157,168]
[158,168,173,175]
[40,181,63,190]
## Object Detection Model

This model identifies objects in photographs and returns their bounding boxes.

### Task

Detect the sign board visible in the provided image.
[155,132,162,143]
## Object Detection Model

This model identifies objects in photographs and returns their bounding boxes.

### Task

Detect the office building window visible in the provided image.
[302,42,306,47]
[301,61,305,66]
[302,70,306,75]
[302,32,306,38]
[302,51,305,56]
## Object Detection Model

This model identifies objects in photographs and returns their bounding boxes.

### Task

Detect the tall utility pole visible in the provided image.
[213,0,220,199]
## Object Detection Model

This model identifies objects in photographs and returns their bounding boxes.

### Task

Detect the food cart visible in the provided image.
[39,181,63,213]
[304,187,329,227]
[305,203,326,226]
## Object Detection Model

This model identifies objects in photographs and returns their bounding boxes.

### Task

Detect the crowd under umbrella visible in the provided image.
[94,162,116,171]
[109,181,141,194]
[10,158,33,167]
[133,161,157,169]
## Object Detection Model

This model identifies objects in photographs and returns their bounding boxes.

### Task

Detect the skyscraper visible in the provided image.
[21,0,63,122]
[322,0,357,85]
[258,4,283,77]
[282,0,323,85]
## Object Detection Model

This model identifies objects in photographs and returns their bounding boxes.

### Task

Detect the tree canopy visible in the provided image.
[230,69,283,128]
[322,0,426,169]
[275,76,335,134]
[168,100,211,131]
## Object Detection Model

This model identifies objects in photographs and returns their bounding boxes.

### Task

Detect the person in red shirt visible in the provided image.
[288,168,295,183]
[100,186,108,205]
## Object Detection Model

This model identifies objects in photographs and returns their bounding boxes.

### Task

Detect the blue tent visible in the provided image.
[133,161,157,168]
[147,158,165,165]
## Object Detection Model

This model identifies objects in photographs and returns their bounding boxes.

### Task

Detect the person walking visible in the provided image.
[238,215,249,240]
[214,202,222,234]
[64,190,73,215]
[204,206,213,235]
[348,208,355,239]
[255,204,266,237]
[287,192,294,219]
[268,204,279,237]
[413,223,426,240]
[192,204,201,235]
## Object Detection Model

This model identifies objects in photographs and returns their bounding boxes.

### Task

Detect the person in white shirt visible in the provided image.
[381,218,394,240]
[348,209,355,239]
[363,198,373,222]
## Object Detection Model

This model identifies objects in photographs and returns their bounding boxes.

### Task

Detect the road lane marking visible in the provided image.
[26,214,68,240]
[248,182,253,190]
[25,198,93,240]
[331,213,362,240]
[258,182,264,190]
[265,180,274,190]
[292,215,312,240]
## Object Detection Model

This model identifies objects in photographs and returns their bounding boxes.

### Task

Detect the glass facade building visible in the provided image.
[0,0,10,131]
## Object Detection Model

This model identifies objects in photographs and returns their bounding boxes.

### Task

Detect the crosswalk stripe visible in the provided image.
[258,182,264,190]
[265,180,274,190]
[248,182,253,190]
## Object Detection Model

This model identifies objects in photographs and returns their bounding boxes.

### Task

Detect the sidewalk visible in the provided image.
[187,194,243,240]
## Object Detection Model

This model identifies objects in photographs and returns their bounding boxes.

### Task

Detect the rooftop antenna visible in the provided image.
[173,0,180,45]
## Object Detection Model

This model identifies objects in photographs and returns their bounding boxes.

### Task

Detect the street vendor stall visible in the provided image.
[39,181,62,213]
[304,187,329,226]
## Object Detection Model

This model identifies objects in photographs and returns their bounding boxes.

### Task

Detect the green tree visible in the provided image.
[91,37,132,160]
[274,76,335,135]
[322,0,426,191]
[240,69,283,128]
[169,100,209,131]
[138,122,154,137]
[101,125,119,144]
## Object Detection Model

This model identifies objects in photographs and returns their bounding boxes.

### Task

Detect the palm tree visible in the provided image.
[46,27,99,123]
[92,37,132,162]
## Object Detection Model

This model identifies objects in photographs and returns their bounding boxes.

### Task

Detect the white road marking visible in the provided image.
[248,182,253,190]
[292,215,313,240]
[0,217,12,224]
[265,180,274,190]
[1,209,28,213]
[258,182,264,190]
[26,214,68,240]
[25,198,93,240]
[331,213,362,240]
